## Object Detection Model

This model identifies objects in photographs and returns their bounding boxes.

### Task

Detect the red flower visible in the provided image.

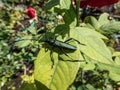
[74,0,119,8]
[27,7,36,18]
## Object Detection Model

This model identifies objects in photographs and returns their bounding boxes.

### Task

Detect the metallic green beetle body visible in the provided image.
[44,39,77,51]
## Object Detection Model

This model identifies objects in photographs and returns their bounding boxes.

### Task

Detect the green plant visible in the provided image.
[0,1,59,89]
[1,0,120,90]
[19,0,120,90]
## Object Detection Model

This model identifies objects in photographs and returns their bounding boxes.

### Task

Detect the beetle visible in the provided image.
[43,39,77,51]
[42,38,85,68]
[43,38,85,60]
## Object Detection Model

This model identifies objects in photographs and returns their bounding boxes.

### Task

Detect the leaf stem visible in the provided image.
[76,0,80,26]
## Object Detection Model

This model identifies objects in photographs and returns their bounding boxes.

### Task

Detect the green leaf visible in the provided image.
[19,83,36,90]
[112,51,120,57]
[82,63,95,70]
[54,24,70,36]
[71,27,107,40]
[27,26,37,35]
[100,22,120,35]
[98,13,110,26]
[60,0,77,27]
[19,75,36,90]
[70,27,113,64]
[97,62,120,81]
[34,43,82,90]
[114,57,120,65]
[77,85,88,90]
[58,40,84,61]
[15,35,32,48]
[43,0,60,10]
[85,16,100,30]
[86,84,96,90]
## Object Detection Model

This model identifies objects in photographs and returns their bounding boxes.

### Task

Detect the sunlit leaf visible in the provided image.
[82,63,95,70]
[34,42,82,90]
[60,0,77,27]
[85,16,100,30]
[98,13,110,26]
[100,22,120,35]
[70,27,113,64]
[97,62,120,81]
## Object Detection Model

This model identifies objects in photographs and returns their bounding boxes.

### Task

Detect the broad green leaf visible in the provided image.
[81,23,95,29]
[71,27,107,40]
[34,42,82,90]
[85,16,100,30]
[100,22,120,35]
[58,40,84,61]
[82,54,120,82]
[97,62,120,81]
[15,35,32,48]
[98,13,110,26]
[60,0,77,27]
[43,0,60,10]
[70,27,113,64]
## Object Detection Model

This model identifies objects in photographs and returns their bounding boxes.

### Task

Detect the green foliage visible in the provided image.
[0,0,59,89]
[20,75,36,90]
[1,0,120,90]
[32,1,120,90]
[85,13,120,35]
[100,22,120,35]
[0,7,22,87]
[15,35,32,48]
[43,0,59,10]
[60,0,77,26]
[34,47,81,90]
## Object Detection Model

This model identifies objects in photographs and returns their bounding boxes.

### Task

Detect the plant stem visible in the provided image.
[76,0,80,26]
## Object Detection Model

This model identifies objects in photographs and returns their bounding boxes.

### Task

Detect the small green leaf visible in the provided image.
[27,26,37,35]
[85,16,100,30]
[19,83,36,90]
[20,75,36,90]
[114,57,120,65]
[43,0,60,10]
[98,13,110,26]
[77,85,88,90]
[86,84,96,90]
[15,35,32,48]
[60,0,77,27]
